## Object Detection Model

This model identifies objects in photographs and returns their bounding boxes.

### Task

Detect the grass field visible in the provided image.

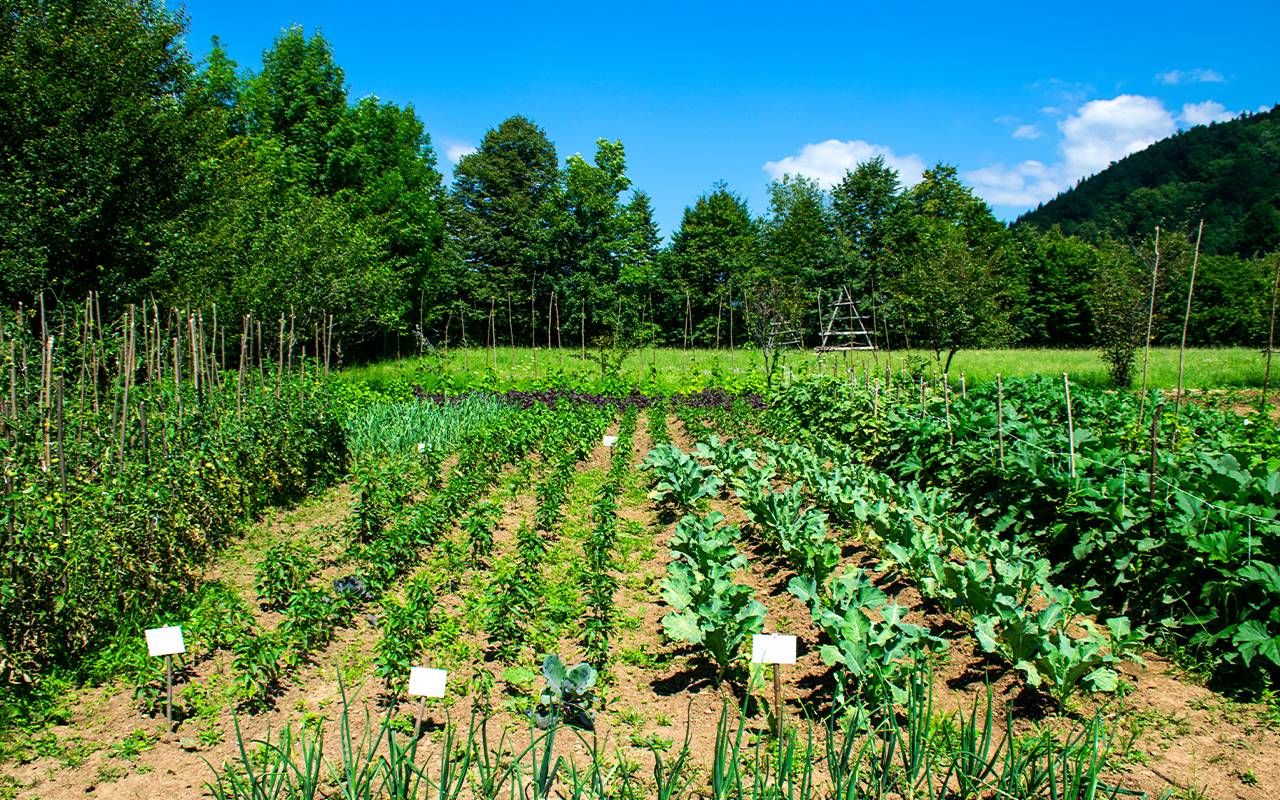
[343,345,1270,394]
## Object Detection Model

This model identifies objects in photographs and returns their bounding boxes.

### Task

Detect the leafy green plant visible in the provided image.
[254,542,318,610]
[660,512,766,678]
[462,501,501,566]
[531,655,599,730]
[374,575,437,692]
[642,444,723,508]
[790,570,945,705]
[185,582,256,657]
[232,633,284,711]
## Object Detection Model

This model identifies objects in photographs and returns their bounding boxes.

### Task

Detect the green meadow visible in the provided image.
[342,345,1269,395]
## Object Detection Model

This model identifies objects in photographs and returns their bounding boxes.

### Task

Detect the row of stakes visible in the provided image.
[146,624,798,738]
[147,436,793,737]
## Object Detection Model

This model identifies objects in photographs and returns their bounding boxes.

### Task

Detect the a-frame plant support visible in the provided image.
[816,286,877,353]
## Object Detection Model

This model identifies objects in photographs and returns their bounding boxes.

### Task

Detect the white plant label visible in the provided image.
[751,633,796,665]
[602,435,618,448]
[145,626,186,657]
[408,667,447,698]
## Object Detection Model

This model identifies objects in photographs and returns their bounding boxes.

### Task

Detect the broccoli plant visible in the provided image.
[532,655,599,730]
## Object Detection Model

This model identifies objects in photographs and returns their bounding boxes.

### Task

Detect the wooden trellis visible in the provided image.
[816,286,877,352]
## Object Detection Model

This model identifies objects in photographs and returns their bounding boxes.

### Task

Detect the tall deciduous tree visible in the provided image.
[326,96,447,324]
[1092,241,1148,386]
[762,175,842,292]
[882,164,1016,369]
[831,156,901,264]
[0,0,199,305]
[243,25,347,192]
[556,139,634,341]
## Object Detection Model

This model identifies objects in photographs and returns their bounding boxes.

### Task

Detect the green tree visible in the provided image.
[762,175,842,294]
[887,222,1011,373]
[662,183,759,346]
[450,115,560,342]
[555,139,634,342]
[325,96,448,330]
[0,0,199,305]
[187,37,245,137]
[1092,241,1148,387]
[1011,225,1101,345]
[831,156,901,265]
[243,26,348,192]
[881,165,1016,369]
[617,191,661,341]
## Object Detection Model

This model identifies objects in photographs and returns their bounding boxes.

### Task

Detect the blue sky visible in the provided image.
[178,0,1280,238]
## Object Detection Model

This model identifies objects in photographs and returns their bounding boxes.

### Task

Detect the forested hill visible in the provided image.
[1018,105,1280,256]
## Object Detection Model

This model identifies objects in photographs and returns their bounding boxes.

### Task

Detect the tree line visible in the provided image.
[1,1,1276,372]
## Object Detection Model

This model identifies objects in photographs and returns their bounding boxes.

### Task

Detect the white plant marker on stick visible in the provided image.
[145,626,185,731]
[752,633,796,740]
[408,667,447,738]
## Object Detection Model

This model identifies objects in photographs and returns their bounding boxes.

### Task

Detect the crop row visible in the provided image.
[646,428,1143,707]
[582,407,639,675]
[769,375,1280,688]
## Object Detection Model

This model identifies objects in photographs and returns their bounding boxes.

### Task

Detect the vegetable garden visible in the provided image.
[2,304,1279,800]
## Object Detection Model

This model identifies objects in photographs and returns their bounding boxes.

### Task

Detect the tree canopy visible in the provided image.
[1,0,1277,363]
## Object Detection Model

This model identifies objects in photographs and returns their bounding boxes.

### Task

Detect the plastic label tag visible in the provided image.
[408,667,447,697]
[146,626,186,657]
[751,634,796,664]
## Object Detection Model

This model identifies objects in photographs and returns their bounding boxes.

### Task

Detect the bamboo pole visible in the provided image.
[277,315,285,399]
[996,373,1005,472]
[1174,220,1204,426]
[1262,256,1280,414]
[1139,227,1161,424]
[1063,373,1076,480]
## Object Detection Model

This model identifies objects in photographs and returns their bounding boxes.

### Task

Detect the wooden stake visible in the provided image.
[166,654,174,732]
[943,378,953,444]
[1063,373,1076,480]
[996,374,1005,472]
[1148,404,1161,543]
[1174,219,1203,425]
[772,663,782,742]
[414,695,427,740]
[1139,226,1161,424]
[1262,256,1280,414]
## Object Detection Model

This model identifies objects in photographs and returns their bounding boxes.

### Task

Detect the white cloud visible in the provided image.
[993,115,1019,125]
[1179,100,1236,126]
[444,142,476,164]
[1058,94,1176,177]
[1012,124,1041,140]
[968,94,1177,211]
[966,160,1060,207]
[762,139,926,188]
[1156,68,1225,85]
